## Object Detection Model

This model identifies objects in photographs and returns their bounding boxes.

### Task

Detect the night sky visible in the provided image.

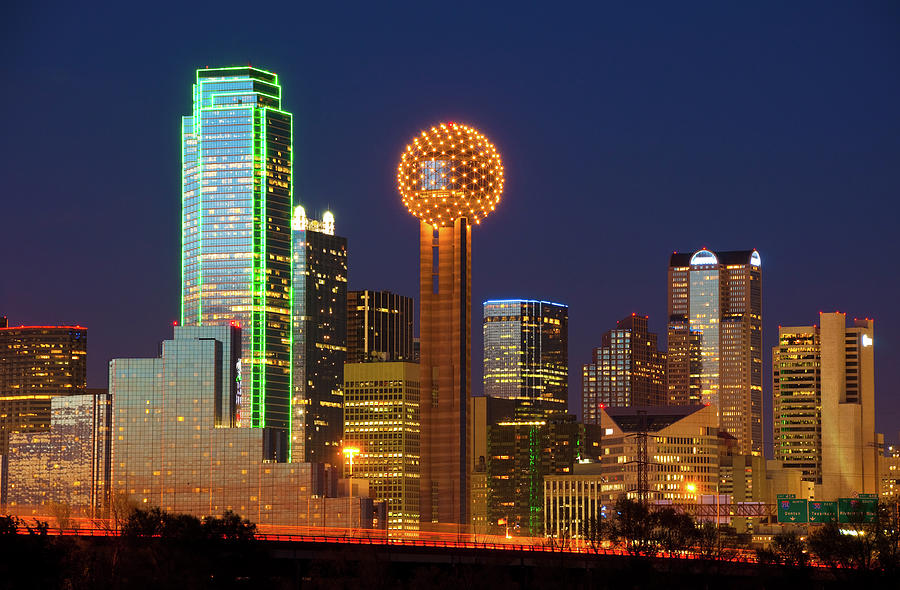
[4,2,899,455]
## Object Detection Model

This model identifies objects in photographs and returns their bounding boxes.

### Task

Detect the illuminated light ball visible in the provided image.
[397,122,504,227]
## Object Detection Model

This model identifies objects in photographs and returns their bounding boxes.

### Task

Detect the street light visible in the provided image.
[343,446,360,536]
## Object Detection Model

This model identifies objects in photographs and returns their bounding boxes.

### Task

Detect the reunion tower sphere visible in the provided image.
[397,122,504,227]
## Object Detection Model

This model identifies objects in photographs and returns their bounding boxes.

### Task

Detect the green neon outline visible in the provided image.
[181,68,292,436]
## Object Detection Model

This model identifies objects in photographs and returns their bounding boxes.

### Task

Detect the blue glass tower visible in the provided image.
[181,66,292,460]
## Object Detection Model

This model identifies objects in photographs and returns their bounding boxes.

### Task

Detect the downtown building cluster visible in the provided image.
[0,66,896,538]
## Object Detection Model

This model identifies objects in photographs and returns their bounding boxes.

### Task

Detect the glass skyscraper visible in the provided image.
[291,206,347,467]
[667,249,762,455]
[482,299,568,410]
[181,67,292,460]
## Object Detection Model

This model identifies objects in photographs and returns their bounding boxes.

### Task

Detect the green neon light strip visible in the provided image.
[260,105,268,429]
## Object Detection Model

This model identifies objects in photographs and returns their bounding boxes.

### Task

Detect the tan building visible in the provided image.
[773,313,877,499]
[545,404,723,536]
[667,250,763,455]
[343,362,420,530]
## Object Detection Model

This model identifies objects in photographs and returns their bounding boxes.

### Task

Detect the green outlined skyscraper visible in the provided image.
[181,66,292,461]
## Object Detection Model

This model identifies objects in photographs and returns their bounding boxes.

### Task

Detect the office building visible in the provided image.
[181,66,292,459]
[397,122,504,525]
[881,444,900,501]
[343,361,420,530]
[5,392,111,516]
[773,313,877,498]
[667,249,762,455]
[543,405,721,537]
[0,325,87,456]
[110,325,374,528]
[483,299,568,409]
[347,290,414,364]
[582,314,666,422]
[291,206,347,467]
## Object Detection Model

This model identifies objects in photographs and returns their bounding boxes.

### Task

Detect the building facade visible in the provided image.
[483,300,568,409]
[110,326,373,528]
[0,325,88,456]
[772,314,878,499]
[343,362,420,530]
[772,325,822,482]
[582,314,666,422]
[347,290,415,364]
[5,392,111,515]
[667,249,762,455]
[291,206,348,467]
[181,66,293,460]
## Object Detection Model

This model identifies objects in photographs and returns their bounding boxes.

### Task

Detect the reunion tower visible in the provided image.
[397,122,504,526]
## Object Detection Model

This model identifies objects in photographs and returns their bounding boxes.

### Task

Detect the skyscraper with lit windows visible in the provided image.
[482,300,568,410]
[667,249,762,455]
[582,314,666,422]
[291,207,347,467]
[181,66,292,461]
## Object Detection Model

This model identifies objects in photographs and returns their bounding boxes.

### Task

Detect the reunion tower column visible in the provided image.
[397,123,504,527]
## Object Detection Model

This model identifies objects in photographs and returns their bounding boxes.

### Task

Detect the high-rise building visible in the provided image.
[483,300,568,410]
[181,66,292,460]
[772,313,878,498]
[478,395,600,536]
[343,361,420,530]
[582,314,666,421]
[291,206,347,467]
[5,392,111,516]
[110,325,375,528]
[396,122,504,525]
[667,249,762,455]
[347,290,415,364]
[0,325,88,456]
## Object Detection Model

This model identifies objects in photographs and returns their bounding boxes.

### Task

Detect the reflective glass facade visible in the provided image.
[110,326,374,527]
[343,362,420,530]
[667,250,762,455]
[482,300,568,409]
[6,393,111,516]
[291,208,347,467]
[181,67,292,459]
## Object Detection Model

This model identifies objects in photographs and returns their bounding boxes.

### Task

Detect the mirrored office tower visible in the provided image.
[292,207,347,467]
[181,67,292,460]
[667,249,762,455]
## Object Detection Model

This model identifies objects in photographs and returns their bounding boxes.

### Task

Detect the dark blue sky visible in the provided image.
[3,2,899,454]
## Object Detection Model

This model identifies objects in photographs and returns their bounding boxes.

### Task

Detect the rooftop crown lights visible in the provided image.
[396,122,504,227]
[690,249,718,266]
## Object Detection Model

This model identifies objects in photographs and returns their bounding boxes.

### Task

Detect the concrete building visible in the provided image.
[343,361,420,530]
[347,291,414,364]
[291,206,348,467]
[111,326,373,528]
[772,313,878,499]
[4,392,111,516]
[582,314,666,421]
[667,249,763,455]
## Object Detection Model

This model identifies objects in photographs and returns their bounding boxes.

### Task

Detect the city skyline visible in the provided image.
[4,3,900,453]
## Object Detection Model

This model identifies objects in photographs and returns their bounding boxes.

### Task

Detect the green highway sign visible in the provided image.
[776,494,796,499]
[808,501,837,523]
[838,497,877,523]
[777,498,808,523]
